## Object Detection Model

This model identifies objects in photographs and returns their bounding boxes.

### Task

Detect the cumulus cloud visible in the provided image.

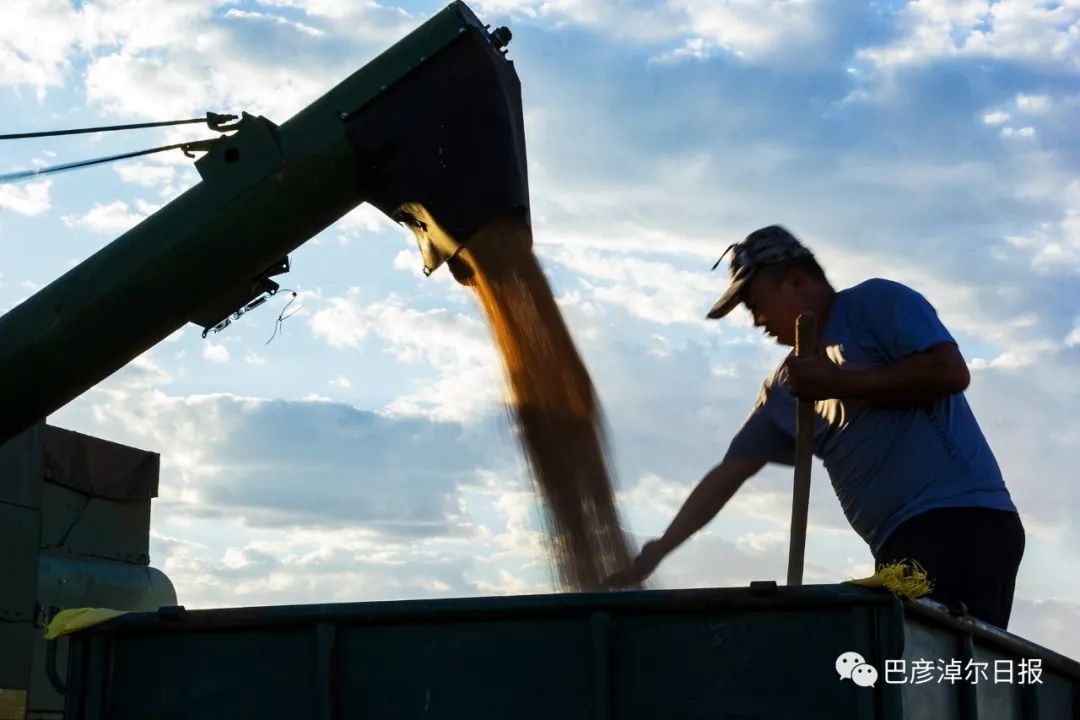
[308,291,503,422]
[1015,93,1051,113]
[544,246,718,327]
[335,203,402,242]
[202,342,230,363]
[1001,126,1037,139]
[0,0,80,89]
[52,356,544,559]
[1002,206,1080,274]
[223,9,325,38]
[0,180,51,215]
[660,0,856,68]
[476,0,859,69]
[308,291,370,348]
[61,199,160,235]
[857,0,1080,70]
[85,52,215,120]
[115,162,176,187]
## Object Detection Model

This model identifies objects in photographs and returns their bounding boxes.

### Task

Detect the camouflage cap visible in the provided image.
[706,225,814,319]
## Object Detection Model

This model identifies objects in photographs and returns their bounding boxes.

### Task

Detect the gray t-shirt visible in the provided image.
[724,278,1017,554]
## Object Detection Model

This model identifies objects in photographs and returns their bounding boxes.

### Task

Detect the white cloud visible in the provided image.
[392,248,422,274]
[202,341,230,363]
[1001,126,1037,139]
[245,352,267,366]
[115,162,176,187]
[372,306,503,423]
[0,1,243,96]
[477,0,843,67]
[664,0,838,65]
[1002,208,1080,273]
[250,0,416,31]
[329,375,352,389]
[62,0,420,123]
[735,529,788,554]
[858,0,1080,70]
[983,111,1010,125]
[86,52,213,119]
[544,246,718,327]
[969,341,1061,370]
[1016,93,1051,113]
[1066,327,1080,348]
[61,199,151,235]
[76,0,220,56]
[309,290,502,422]
[223,9,325,37]
[308,291,370,348]
[0,0,80,89]
[335,203,399,238]
[648,334,672,358]
[650,37,711,65]
[0,180,51,215]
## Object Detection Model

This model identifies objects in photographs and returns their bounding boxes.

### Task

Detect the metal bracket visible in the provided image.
[201,257,291,338]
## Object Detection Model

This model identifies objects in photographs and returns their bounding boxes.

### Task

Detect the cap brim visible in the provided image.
[706,276,749,319]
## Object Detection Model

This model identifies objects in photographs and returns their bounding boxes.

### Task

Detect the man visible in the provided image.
[607,225,1025,629]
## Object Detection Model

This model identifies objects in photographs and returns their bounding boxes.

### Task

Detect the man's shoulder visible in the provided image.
[840,277,937,317]
[842,277,918,300]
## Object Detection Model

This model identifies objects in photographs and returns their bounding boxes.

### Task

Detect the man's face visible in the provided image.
[741,269,803,347]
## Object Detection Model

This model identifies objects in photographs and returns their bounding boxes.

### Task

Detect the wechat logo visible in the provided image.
[836,651,878,688]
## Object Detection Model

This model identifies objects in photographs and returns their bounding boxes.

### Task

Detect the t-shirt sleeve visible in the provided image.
[723,381,797,466]
[855,279,956,361]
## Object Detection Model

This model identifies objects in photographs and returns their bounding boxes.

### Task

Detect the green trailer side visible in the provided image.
[62,584,1080,720]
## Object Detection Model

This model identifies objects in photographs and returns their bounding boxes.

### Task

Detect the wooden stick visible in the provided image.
[787,312,817,586]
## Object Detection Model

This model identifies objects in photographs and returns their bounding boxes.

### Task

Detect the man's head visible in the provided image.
[706,226,833,346]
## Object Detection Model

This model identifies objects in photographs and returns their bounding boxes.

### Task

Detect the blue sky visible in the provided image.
[2,0,1079,658]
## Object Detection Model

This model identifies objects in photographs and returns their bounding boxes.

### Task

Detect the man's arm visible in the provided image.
[785,342,970,405]
[654,455,767,554]
[605,455,766,587]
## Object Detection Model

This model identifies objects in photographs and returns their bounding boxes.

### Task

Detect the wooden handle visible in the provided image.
[787,313,817,586]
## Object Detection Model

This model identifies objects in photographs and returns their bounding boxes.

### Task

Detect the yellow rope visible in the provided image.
[845,559,933,599]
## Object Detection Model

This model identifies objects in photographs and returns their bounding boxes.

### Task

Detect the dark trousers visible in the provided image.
[873,507,1025,630]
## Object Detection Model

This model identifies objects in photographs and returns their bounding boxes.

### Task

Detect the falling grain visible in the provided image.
[452,211,638,592]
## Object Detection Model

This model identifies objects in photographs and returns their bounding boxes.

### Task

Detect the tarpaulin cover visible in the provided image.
[44,607,131,639]
[43,425,159,501]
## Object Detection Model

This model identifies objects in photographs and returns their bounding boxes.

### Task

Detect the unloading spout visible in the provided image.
[344,16,530,281]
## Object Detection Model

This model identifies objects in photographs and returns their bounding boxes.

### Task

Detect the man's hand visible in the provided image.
[784,354,842,401]
[603,539,669,589]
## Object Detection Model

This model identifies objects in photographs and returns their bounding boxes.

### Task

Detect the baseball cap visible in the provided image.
[705,225,814,319]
